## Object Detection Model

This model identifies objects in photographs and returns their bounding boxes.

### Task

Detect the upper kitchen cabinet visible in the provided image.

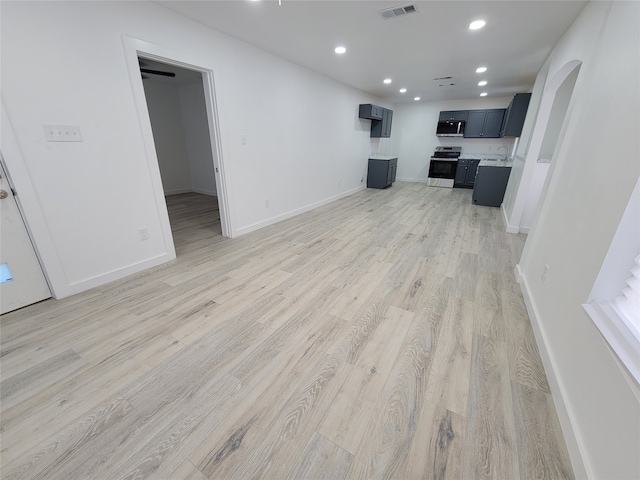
[439,110,468,122]
[500,93,532,137]
[359,104,384,120]
[359,104,393,138]
[464,109,505,138]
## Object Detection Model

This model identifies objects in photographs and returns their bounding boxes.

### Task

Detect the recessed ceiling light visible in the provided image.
[469,20,486,30]
[480,92,488,97]
[399,88,407,93]
[478,80,487,86]
[383,78,392,84]
[476,66,487,73]
[414,96,421,101]
[334,46,346,54]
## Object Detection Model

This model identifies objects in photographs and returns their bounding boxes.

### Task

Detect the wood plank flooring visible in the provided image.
[0,184,574,479]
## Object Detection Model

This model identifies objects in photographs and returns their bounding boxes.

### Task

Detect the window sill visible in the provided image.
[583,302,640,399]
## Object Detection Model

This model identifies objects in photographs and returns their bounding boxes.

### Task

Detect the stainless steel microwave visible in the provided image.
[436,121,466,137]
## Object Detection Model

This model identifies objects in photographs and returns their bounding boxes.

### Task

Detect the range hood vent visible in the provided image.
[378,4,418,19]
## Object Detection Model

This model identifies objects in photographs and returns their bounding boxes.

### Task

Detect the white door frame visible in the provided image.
[121,36,233,241]
[0,155,52,313]
[1,101,69,298]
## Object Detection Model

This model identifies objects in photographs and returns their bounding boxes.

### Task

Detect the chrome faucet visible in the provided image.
[497,145,509,161]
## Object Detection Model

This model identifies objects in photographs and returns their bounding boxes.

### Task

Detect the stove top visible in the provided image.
[431,146,461,159]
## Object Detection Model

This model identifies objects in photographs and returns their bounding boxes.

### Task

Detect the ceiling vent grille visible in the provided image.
[378,4,418,20]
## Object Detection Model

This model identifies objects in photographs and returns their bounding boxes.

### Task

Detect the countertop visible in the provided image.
[478,158,513,168]
[369,155,398,160]
[459,153,510,161]
[457,153,513,167]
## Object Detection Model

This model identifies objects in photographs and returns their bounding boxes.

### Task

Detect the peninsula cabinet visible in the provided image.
[367,156,397,189]
[465,109,505,138]
[472,165,512,206]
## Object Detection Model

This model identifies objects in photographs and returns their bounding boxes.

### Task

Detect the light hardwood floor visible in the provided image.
[0,184,574,479]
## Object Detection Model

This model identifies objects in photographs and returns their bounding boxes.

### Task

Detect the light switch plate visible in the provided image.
[43,125,83,142]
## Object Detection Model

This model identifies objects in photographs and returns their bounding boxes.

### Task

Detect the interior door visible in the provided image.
[0,157,51,314]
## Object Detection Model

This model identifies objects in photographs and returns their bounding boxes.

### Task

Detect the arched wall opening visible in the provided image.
[502,60,582,235]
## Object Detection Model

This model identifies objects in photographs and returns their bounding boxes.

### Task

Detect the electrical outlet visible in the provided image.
[541,264,549,283]
[139,227,149,241]
[337,180,341,187]
[43,124,83,142]
[241,134,247,145]
[265,199,269,208]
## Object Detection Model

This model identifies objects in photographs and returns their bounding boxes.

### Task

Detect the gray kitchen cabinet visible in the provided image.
[454,158,480,188]
[472,165,512,206]
[359,104,384,120]
[359,104,393,138]
[367,157,397,189]
[465,109,505,138]
[370,108,393,138]
[500,93,532,137]
[439,110,468,122]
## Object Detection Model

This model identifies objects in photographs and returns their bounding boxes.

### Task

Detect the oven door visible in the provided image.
[427,159,458,187]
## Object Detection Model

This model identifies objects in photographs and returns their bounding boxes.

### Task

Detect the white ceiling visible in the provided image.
[157,0,588,103]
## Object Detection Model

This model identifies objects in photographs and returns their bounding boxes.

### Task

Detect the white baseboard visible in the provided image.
[235,185,366,237]
[165,188,217,197]
[65,252,175,297]
[396,177,428,183]
[192,187,217,197]
[516,264,590,479]
[164,188,192,196]
[501,203,521,234]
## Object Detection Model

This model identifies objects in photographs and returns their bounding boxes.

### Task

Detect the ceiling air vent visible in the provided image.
[378,4,418,20]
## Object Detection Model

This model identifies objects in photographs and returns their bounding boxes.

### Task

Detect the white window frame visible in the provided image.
[583,177,640,393]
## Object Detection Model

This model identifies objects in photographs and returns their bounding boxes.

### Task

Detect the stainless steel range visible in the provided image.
[427,146,461,188]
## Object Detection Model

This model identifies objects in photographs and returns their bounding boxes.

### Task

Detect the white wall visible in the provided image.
[589,176,640,304]
[538,67,579,161]
[142,81,192,194]
[502,59,550,227]
[390,97,515,182]
[1,1,378,297]
[517,1,640,478]
[179,82,217,196]
[143,79,217,197]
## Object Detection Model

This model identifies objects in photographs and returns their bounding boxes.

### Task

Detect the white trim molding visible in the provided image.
[515,264,591,479]
[583,301,640,398]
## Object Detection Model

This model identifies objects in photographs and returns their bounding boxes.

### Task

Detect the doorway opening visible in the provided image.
[138,57,223,253]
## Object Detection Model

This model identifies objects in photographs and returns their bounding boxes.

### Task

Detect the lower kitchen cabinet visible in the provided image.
[454,158,480,188]
[472,165,512,207]
[367,157,397,189]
